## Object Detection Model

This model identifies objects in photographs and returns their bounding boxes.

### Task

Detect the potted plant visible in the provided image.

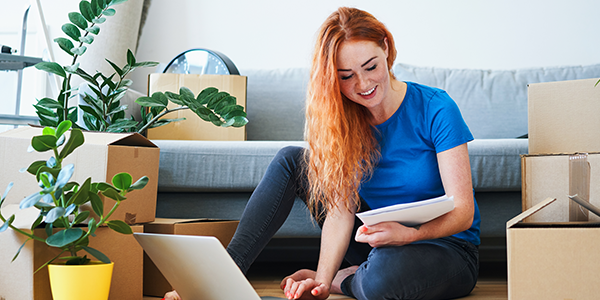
[34,0,248,134]
[0,0,248,298]
[0,120,147,300]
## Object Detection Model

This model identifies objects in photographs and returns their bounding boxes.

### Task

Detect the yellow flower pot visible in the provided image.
[48,261,114,300]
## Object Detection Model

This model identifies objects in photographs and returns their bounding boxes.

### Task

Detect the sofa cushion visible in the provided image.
[154,140,307,192]
[393,63,600,139]
[243,68,309,141]
[468,138,528,191]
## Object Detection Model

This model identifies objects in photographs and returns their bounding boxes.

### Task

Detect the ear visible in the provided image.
[383,37,389,58]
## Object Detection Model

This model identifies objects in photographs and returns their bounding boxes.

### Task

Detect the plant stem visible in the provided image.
[137,106,189,134]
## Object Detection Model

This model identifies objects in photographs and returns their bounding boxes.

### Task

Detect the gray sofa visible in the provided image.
[152,63,600,262]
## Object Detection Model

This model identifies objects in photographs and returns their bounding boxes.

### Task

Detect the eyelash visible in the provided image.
[340,64,377,81]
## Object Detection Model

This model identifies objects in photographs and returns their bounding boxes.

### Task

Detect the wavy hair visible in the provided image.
[304,7,397,221]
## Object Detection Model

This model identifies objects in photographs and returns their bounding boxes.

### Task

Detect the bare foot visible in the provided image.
[330,265,359,294]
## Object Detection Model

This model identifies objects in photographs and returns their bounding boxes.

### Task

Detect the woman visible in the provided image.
[166,7,480,300]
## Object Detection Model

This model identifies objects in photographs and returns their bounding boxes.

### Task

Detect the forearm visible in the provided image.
[314,205,356,288]
[410,201,473,242]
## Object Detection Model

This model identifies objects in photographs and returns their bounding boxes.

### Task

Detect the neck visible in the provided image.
[369,79,406,125]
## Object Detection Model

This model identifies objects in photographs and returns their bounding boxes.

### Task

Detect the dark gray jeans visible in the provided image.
[226,146,479,299]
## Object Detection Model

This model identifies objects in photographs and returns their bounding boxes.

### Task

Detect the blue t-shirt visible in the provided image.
[359,81,481,245]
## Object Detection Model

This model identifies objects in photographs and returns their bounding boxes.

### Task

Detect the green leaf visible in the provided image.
[58,128,85,160]
[207,92,230,110]
[72,46,87,56]
[91,0,102,15]
[11,239,30,262]
[36,98,63,109]
[73,211,90,225]
[62,23,81,41]
[82,246,111,263]
[55,120,72,139]
[46,228,83,247]
[45,207,66,224]
[79,1,95,22]
[68,12,88,30]
[42,127,56,136]
[129,176,149,191]
[106,220,133,234]
[92,17,106,24]
[101,188,126,201]
[126,49,135,66]
[2,182,14,202]
[106,119,138,133]
[106,59,124,76]
[112,173,132,191]
[179,87,196,105]
[90,193,104,217]
[197,87,219,105]
[213,95,236,114]
[35,62,66,78]
[80,35,94,44]
[132,61,159,68]
[54,37,75,56]
[103,8,116,16]
[135,92,168,108]
[70,178,91,206]
[0,215,15,233]
[31,135,58,152]
[86,25,100,35]
[109,0,129,5]
[164,91,184,105]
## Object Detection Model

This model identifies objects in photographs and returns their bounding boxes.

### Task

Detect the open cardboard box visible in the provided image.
[507,197,600,299]
[0,126,159,224]
[521,152,600,222]
[146,73,248,141]
[0,205,144,300]
[142,218,239,297]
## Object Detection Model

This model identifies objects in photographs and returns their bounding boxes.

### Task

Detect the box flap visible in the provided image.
[507,197,556,229]
[83,131,157,148]
[0,126,157,148]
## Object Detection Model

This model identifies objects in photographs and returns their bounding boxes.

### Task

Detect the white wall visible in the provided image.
[3,0,600,96]
[129,0,600,91]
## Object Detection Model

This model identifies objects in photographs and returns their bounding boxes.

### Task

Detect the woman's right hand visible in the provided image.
[163,290,181,300]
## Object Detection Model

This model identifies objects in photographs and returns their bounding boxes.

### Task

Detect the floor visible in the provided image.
[143,261,509,299]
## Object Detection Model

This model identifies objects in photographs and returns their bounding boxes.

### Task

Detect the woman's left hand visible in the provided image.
[355,222,418,247]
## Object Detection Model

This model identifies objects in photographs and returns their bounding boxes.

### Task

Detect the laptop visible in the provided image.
[134,233,284,300]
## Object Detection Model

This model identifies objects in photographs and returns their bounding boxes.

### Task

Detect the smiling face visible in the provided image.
[336,39,394,119]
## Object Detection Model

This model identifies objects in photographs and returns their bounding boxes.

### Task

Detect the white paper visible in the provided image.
[356,195,454,226]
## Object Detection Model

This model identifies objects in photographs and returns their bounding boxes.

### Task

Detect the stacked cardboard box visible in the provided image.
[507,78,600,299]
[0,128,159,300]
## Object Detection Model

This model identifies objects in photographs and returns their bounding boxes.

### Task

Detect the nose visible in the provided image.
[357,73,369,91]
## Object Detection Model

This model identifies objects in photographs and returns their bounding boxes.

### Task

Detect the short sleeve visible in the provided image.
[427,91,474,153]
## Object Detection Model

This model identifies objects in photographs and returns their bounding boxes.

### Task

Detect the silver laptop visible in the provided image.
[134,233,283,300]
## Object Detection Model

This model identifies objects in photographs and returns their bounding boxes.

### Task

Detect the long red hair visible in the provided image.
[305,7,397,220]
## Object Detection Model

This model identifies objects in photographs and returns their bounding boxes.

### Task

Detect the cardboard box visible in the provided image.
[146,73,248,141]
[521,153,600,222]
[528,78,600,154]
[0,126,159,224]
[142,218,239,297]
[507,197,600,299]
[0,205,144,300]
